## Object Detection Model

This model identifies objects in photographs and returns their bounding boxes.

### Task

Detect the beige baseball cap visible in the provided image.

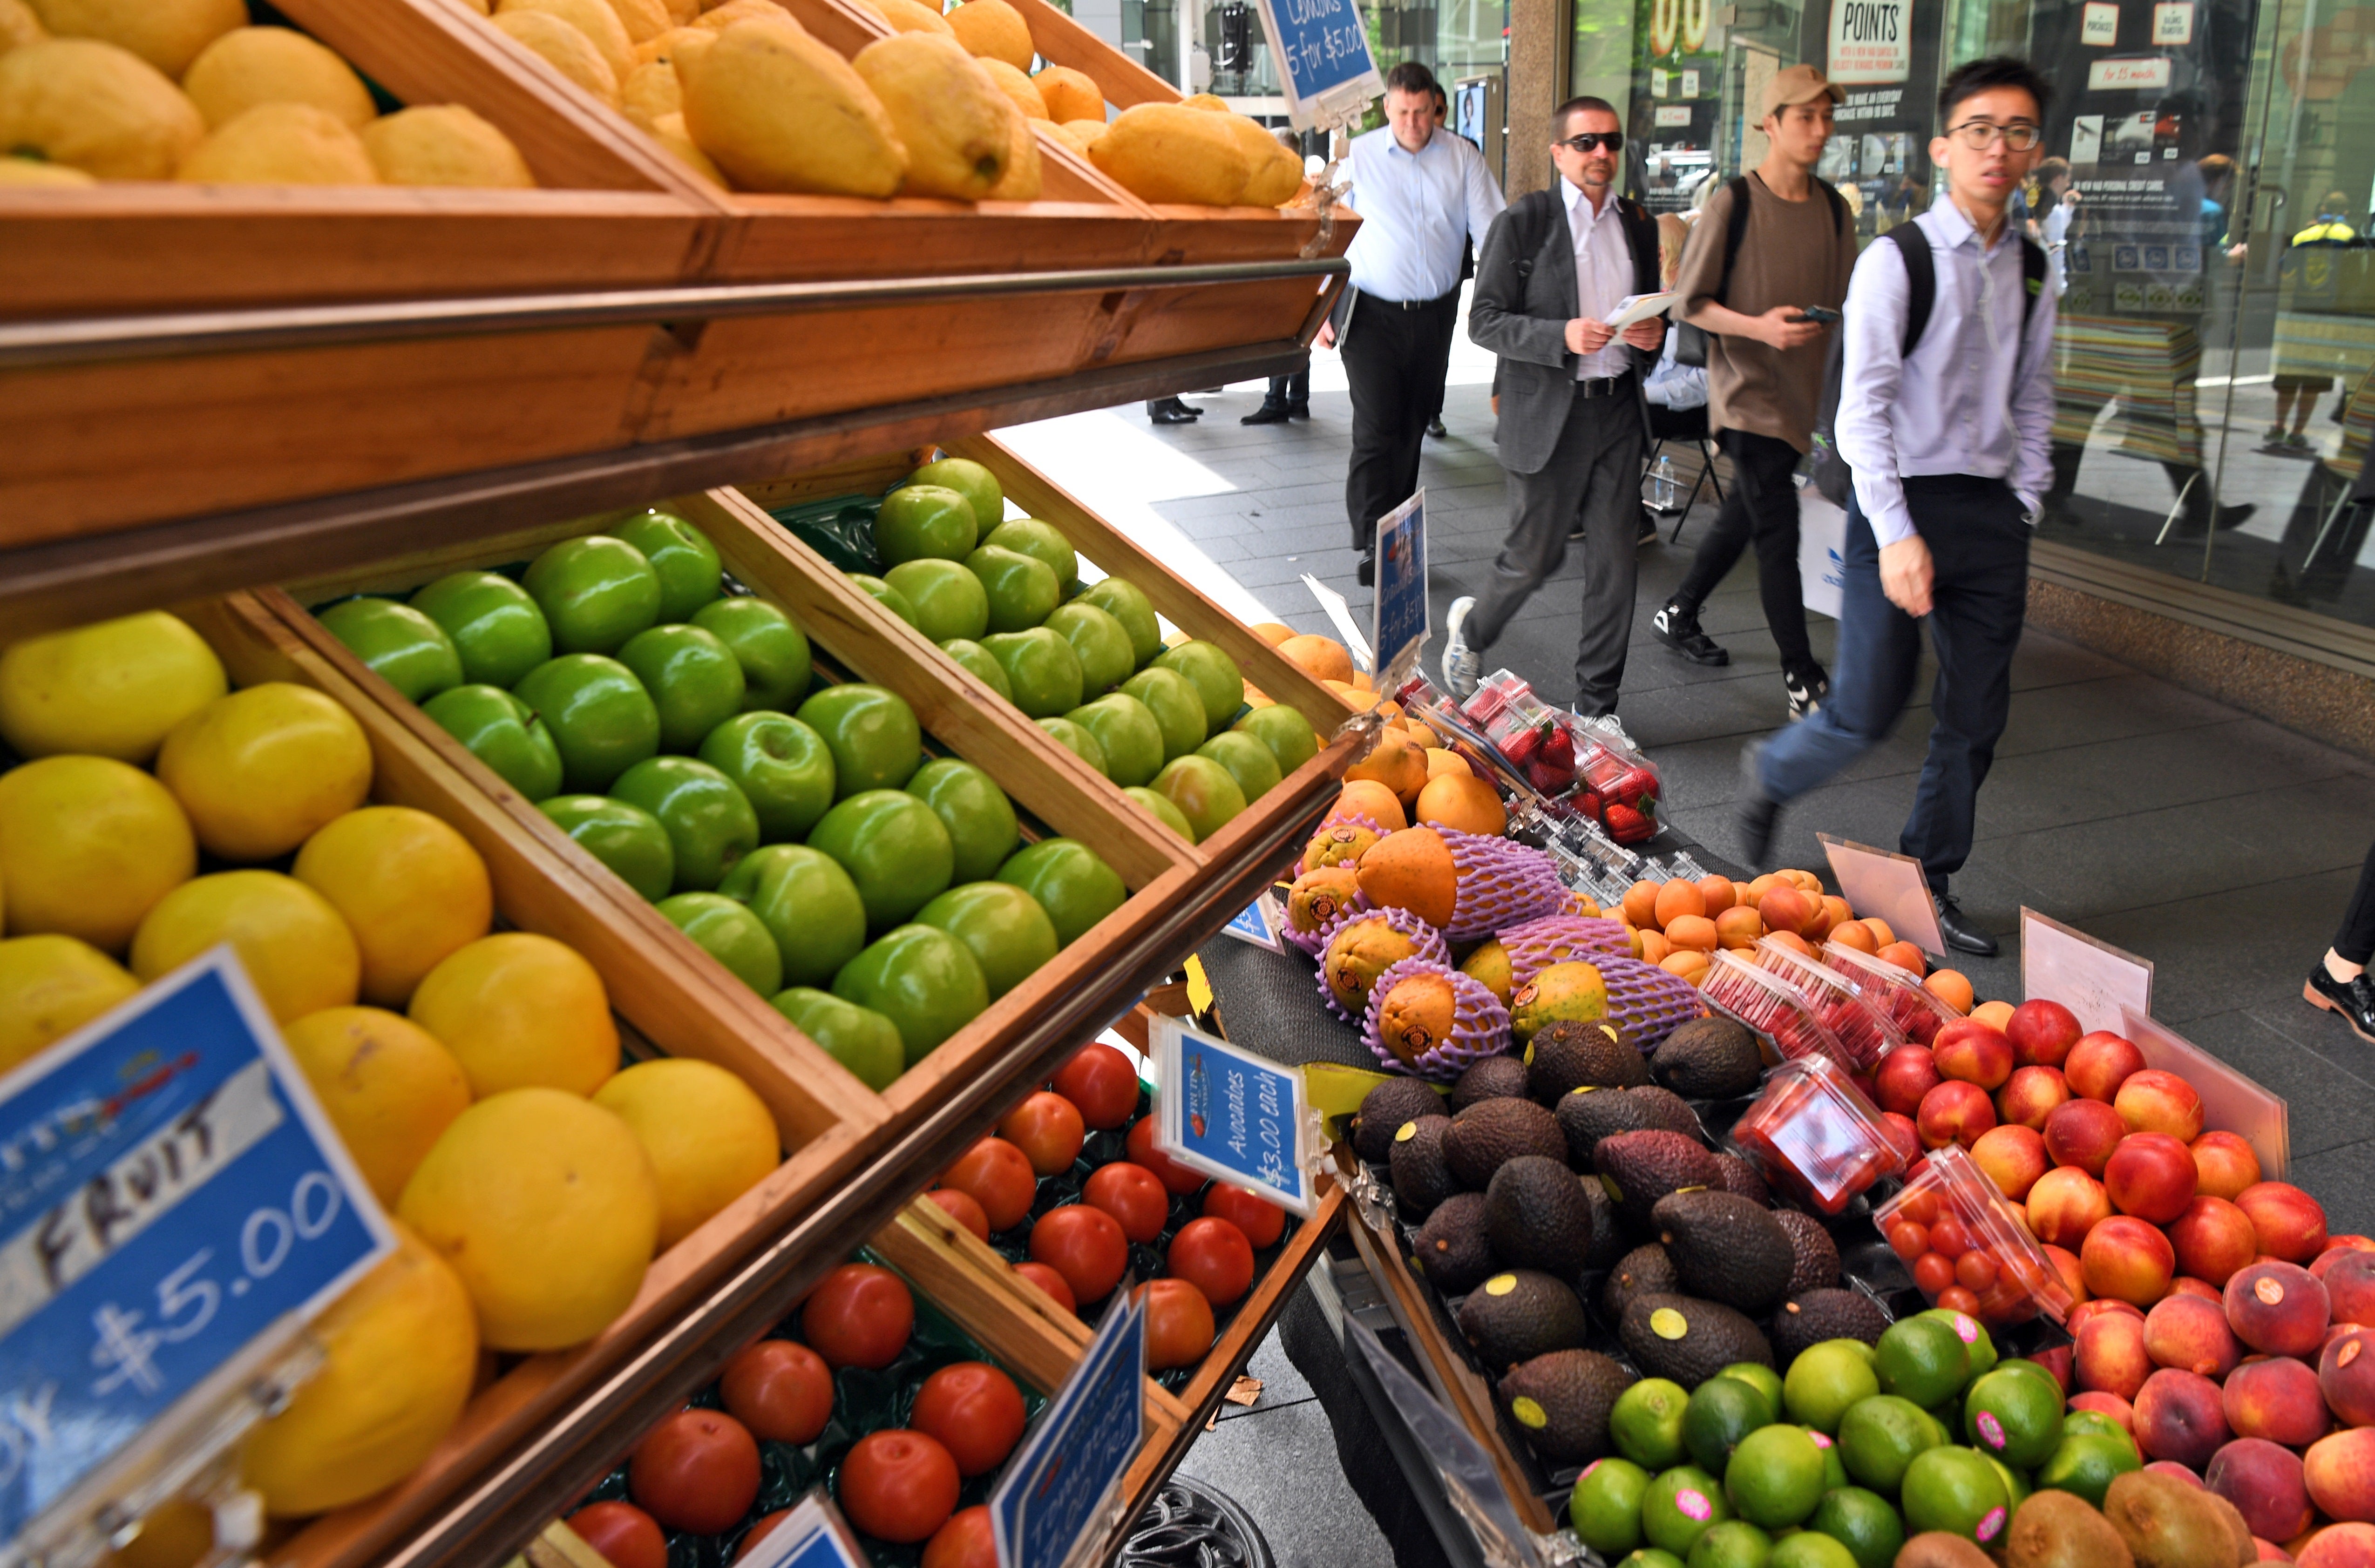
[1763,63,1846,119]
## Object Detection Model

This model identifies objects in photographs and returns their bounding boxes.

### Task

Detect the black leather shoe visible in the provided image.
[1356,551,1375,588]
[2305,964,2375,1044]
[1148,398,1200,425]
[1241,403,1291,426]
[1427,420,1448,439]
[1935,894,1999,957]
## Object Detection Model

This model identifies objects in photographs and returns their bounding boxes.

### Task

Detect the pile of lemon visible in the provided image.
[0,610,781,1518]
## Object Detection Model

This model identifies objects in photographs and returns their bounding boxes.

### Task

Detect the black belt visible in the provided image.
[1358,287,1461,311]
[1575,370,1636,398]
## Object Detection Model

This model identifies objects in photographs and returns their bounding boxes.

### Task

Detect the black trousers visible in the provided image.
[1342,289,1461,550]
[1671,427,1819,674]
[2339,839,2375,964]
[1261,370,1310,408]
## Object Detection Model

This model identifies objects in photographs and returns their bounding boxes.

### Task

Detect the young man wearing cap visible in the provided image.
[1651,64,1858,718]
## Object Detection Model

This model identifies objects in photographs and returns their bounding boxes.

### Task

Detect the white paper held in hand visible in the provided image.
[1604,292,1678,331]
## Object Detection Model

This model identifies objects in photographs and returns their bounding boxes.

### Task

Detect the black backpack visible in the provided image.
[1500,186,1662,303]
[1674,173,1852,368]
[1806,221,2049,506]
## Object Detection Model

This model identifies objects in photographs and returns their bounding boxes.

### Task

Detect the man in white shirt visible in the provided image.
[1326,61,1506,585]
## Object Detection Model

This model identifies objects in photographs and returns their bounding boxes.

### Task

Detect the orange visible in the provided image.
[1423,747,1472,781]
[1355,827,1456,928]
[1329,778,1408,833]
[408,932,618,1098]
[1249,622,1295,647]
[1652,879,1705,928]
[1278,634,1353,685]
[1345,728,1427,805]
[1414,772,1503,836]
[1925,969,1975,1014]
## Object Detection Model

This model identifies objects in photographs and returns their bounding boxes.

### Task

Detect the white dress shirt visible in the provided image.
[1564,175,1636,381]
[1344,125,1507,304]
[1835,196,2058,547]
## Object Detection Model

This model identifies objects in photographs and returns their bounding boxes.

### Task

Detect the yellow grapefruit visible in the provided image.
[293,807,493,1007]
[407,932,618,1098]
[592,1058,779,1248]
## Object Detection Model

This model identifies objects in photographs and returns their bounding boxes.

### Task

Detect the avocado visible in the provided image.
[1555,1085,1651,1166]
[1652,1190,1796,1316]
[1579,1168,1627,1271]
[1526,1018,1646,1102]
[1411,1191,1495,1296]
[1497,1349,1635,1466]
[1773,1210,1841,1293]
[1770,1288,1890,1363]
[1594,1129,1724,1231]
[1449,1054,1531,1112]
[1353,1077,1445,1165]
[1458,1269,1591,1372]
[1389,1114,1459,1215]
[1627,1085,1704,1138]
[1650,1016,1764,1100]
[1441,1096,1566,1189]
[1711,1152,1770,1206]
[1484,1155,1595,1277]
[1603,1243,1680,1325]
[1617,1292,1773,1388]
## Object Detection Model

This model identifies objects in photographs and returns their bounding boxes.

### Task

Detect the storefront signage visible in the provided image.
[2152,2,2194,44]
[2087,55,2173,90]
[1828,0,1912,84]
[2021,909,2153,1039]
[2082,1,2119,44]
[1371,489,1427,694]
[1150,1015,1320,1215]
[1247,0,1384,129]
[991,1294,1145,1568]
[1655,105,1695,127]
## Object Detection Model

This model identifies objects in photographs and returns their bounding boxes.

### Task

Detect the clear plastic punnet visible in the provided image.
[1732,1053,1906,1214]
[1752,936,1906,1069]
[1821,939,1962,1047]
[1700,949,1854,1071]
[1873,1144,2075,1329]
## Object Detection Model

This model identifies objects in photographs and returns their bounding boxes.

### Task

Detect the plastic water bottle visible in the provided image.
[1650,453,1680,512]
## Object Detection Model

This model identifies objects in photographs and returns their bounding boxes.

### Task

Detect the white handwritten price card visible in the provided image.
[1249,0,1385,129]
[0,949,393,1543]
[1149,1016,1319,1217]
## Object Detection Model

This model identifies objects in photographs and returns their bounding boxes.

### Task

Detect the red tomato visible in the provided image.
[1913,1251,1955,1296]
[838,1428,960,1544]
[1000,1091,1086,1176]
[1014,1261,1077,1314]
[1135,1278,1215,1371]
[1083,1160,1170,1244]
[1028,1203,1128,1303]
[1125,1115,1207,1196]
[1051,1042,1140,1129]
[1936,1285,1983,1315]
[910,1362,1028,1477]
[1167,1217,1255,1307]
[1203,1185,1285,1249]
[719,1338,834,1445]
[567,1503,666,1568]
[927,1186,991,1240]
[922,1506,998,1568]
[802,1263,914,1370]
[628,1408,761,1534]
[939,1136,1038,1231]
[734,1510,790,1564]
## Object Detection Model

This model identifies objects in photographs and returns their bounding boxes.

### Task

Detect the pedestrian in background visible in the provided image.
[1419,81,1472,442]
[1247,130,1319,426]
[2307,838,2375,1042]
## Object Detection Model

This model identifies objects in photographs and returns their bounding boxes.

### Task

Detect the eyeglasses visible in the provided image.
[1559,131,1624,154]
[1947,120,2043,150]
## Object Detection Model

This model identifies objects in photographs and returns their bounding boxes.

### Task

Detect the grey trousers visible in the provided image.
[1469,387,1644,715]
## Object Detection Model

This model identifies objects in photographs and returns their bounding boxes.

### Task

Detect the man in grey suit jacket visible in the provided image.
[1441,97,1665,716]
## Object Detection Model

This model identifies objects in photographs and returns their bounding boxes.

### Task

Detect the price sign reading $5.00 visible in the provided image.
[0,948,393,1544]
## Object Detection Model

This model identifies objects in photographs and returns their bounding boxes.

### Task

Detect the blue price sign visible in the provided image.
[1372,490,1428,695]
[733,1494,868,1568]
[1249,0,1385,128]
[0,950,393,1542]
[1219,894,1282,952]
[1149,1016,1316,1216]
[991,1296,1145,1568]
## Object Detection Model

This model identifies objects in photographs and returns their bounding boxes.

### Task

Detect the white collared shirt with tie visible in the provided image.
[1563,173,1636,381]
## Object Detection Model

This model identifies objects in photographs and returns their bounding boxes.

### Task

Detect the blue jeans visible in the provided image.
[1755,476,2031,892]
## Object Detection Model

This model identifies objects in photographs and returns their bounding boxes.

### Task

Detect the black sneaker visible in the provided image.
[1785,664,1829,719]
[2305,964,2375,1044]
[1651,601,1730,666]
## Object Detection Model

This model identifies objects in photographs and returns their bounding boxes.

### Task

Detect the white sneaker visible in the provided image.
[1441,596,1480,699]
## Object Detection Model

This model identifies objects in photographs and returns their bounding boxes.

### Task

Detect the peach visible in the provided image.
[2030,1166,2114,1249]
[1861,916,1897,947]
[2079,1308,2156,1400]
[2239,1183,2331,1265]
[1917,1080,1996,1150]
[1830,920,1879,955]
[1758,884,1816,938]
[1878,1112,1923,1168]
[2067,1030,2149,1102]
[2301,1522,2375,1568]
[2071,1390,2136,1433]
[2083,1215,2178,1307]
[2147,1293,2242,1378]
[2007,999,2084,1068]
[2306,1429,2375,1524]
[1933,1019,2015,1090]
[1972,1125,2050,1201]
[2171,1196,2262,1289]
[2224,1355,2330,1447]
[2144,1460,2206,1487]
[2071,1297,2148,1331]
[2045,1242,2091,1305]
[2211,1439,2317,1543]
[1925,968,1975,1015]
[2226,1262,2331,1358]
[1874,1044,1942,1116]
[2030,1345,2076,1393]
[2326,1255,2375,1326]
[2321,1328,2375,1427]
[2044,1098,2132,1177]
[2192,1132,2265,1202]
[2135,1367,2232,1469]
[1972,999,2016,1032]
[1997,1065,2071,1131]
[2105,1132,2201,1224]
[1878,940,1927,976]
[2171,1276,2225,1301]
[1664,914,1719,953]
[1654,879,1706,928]
[1713,905,1765,950]
[2116,1068,2207,1141]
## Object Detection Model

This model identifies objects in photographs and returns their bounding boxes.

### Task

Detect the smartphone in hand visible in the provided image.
[1796,306,1842,324]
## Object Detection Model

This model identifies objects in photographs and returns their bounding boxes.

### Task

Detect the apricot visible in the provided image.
[2224,1355,2330,1448]
[2192,1131,2264,1203]
[2116,1068,2206,1141]
[2321,1327,2375,1427]
[1878,940,1927,977]
[1660,950,1710,982]
[1970,999,2017,1032]
[1758,884,1815,937]
[2209,1438,2316,1544]
[2238,1182,2330,1264]
[1663,914,1718,953]
[1744,873,1778,902]
[1765,931,1815,960]
[1785,868,1824,893]
[2078,1309,2155,1400]
[2227,1261,2331,1357]
[2305,1429,2375,1526]
[1861,916,1897,948]
[2083,1215,2178,1307]
[2169,1195,2260,1289]
[2144,1293,2240,1379]
[1638,930,1672,965]
[1621,879,1661,929]
[2133,1367,2231,1471]
[1650,880,1704,930]
[1327,778,1408,833]
[1925,969,1975,1015]
[2029,1165,2114,1249]
[1713,905,1765,950]
[1829,920,1879,955]
[1819,895,1852,937]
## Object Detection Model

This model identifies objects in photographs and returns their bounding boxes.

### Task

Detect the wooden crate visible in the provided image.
[178,592,893,1568]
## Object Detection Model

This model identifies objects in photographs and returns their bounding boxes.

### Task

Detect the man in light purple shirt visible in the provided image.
[1737,56,2057,959]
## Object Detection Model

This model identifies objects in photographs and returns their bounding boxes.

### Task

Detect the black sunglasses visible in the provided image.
[1559,131,1624,154]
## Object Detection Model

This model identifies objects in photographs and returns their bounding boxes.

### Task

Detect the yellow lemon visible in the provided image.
[239,1222,478,1516]
[619,57,679,128]
[293,807,493,1007]
[284,1006,473,1206]
[180,26,374,130]
[1031,62,1099,123]
[945,0,1032,69]
[131,870,361,1023]
[1088,100,1251,204]
[107,1500,212,1568]
[0,0,47,54]
[27,0,245,77]
[977,57,1044,120]
[635,23,710,68]
[360,105,535,188]
[0,38,204,179]
[852,32,1011,200]
[177,101,379,184]
[0,755,194,950]
[0,610,227,764]
[490,10,620,108]
[497,0,636,83]
[592,1058,779,1249]
[848,0,953,34]
[985,102,1038,198]
[407,932,618,1098]
[679,18,905,197]
[645,111,722,182]
[0,934,139,1072]
[694,0,789,29]
[398,1088,658,1350]
[157,683,372,863]
[600,0,671,42]
[0,155,93,183]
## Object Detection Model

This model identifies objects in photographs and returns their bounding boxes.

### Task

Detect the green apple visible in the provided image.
[980,628,1082,719]
[1150,755,1246,843]
[831,924,989,1066]
[656,891,782,995]
[1155,640,1245,735]
[768,987,904,1091]
[849,573,918,629]
[698,711,835,843]
[316,596,463,703]
[522,535,662,655]
[692,597,811,711]
[795,683,922,797]
[937,638,1012,701]
[981,518,1076,588]
[1196,730,1281,805]
[1067,695,1164,787]
[537,794,675,902]
[903,757,1018,885]
[883,559,989,643]
[1073,576,1162,668]
[610,755,761,892]
[422,684,563,801]
[409,570,552,688]
[617,623,746,753]
[513,654,660,792]
[1119,666,1206,763]
[719,845,866,987]
[806,788,955,931]
[909,457,1002,536]
[612,509,723,622]
[996,838,1126,946]
[916,881,1057,1000]
[1038,716,1106,777]
[964,545,1060,633]
[1041,602,1134,696]
[875,483,980,566]
[1124,785,1194,841]
[1235,704,1319,774]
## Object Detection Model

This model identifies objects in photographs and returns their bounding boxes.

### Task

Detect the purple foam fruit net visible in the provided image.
[1362,957,1514,1081]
